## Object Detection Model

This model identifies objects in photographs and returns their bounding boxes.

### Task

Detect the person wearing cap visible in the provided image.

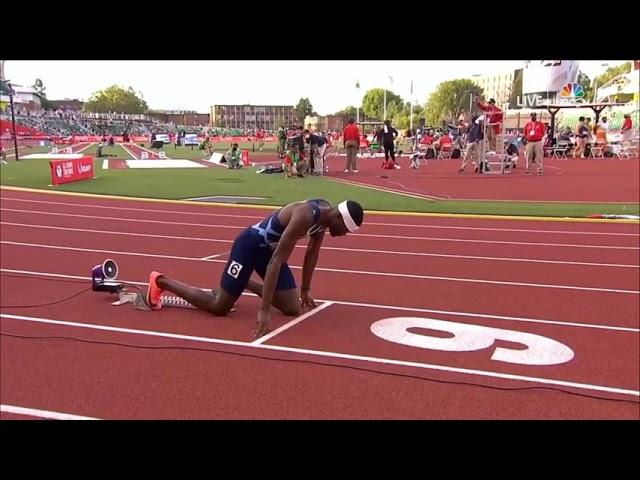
[524,112,545,175]
[145,198,365,338]
[458,115,484,173]
[475,96,503,152]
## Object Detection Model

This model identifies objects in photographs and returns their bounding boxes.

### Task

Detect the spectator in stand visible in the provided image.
[342,117,360,174]
[523,112,545,176]
[621,114,633,142]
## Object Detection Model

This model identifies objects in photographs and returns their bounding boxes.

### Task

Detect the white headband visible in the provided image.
[338,201,359,233]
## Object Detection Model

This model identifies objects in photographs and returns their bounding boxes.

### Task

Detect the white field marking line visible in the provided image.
[2,197,637,238]
[1,222,232,244]
[4,146,29,157]
[350,232,639,250]
[332,176,450,200]
[2,240,638,294]
[1,241,211,263]
[201,250,229,260]
[1,212,636,251]
[1,313,638,398]
[252,301,336,345]
[3,209,638,263]
[73,143,94,155]
[0,404,100,420]
[120,143,139,159]
[5,207,640,243]
[4,234,639,274]
[2,268,638,333]
[135,144,169,158]
[326,176,445,201]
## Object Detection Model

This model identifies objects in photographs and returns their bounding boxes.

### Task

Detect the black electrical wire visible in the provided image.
[1,332,637,406]
[0,287,92,308]
[2,272,637,406]
[0,272,143,308]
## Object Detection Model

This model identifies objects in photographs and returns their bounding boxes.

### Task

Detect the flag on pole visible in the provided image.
[388,74,393,84]
[355,79,360,89]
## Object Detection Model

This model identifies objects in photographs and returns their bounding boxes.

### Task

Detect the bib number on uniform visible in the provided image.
[227,261,243,279]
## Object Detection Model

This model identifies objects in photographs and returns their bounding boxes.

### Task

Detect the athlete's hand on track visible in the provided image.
[300,290,317,310]
[253,309,271,338]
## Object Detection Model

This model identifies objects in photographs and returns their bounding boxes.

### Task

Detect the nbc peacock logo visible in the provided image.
[560,82,585,98]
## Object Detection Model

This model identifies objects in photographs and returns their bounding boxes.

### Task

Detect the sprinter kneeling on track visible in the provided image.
[145,199,364,337]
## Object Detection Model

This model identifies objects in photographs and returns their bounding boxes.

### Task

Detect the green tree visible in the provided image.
[595,62,632,90]
[295,98,314,124]
[576,71,594,103]
[593,62,633,102]
[336,106,358,117]
[83,85,149,114]
[424,79,483,126]
[361,88,403,120]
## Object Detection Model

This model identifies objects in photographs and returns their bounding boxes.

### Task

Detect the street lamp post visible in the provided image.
[384,73,393,121]
[471,74,481,121]
[1,79,20,161]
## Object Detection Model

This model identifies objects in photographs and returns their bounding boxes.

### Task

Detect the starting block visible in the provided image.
[111,290,150,310]
[110,292,201,311]
[158,151,166,159]
[51,147,59,153]
[91,259,236,312]
[140,151,149,159]
[480,152,513,175]
[64,147,73,154]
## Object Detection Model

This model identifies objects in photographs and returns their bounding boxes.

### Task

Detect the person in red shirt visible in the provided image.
[621,114,633,142]
[476,97,503,152]
[439,134,453,152]
[524,112,545,176]
[256,129,265,151]
[342,117,360,173]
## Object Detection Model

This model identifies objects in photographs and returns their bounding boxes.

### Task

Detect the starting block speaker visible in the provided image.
[140,151,149,159]
[92,259,123,293]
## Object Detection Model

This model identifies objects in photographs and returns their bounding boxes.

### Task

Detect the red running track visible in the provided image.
[329,154,640,203]
[1,188,638,419]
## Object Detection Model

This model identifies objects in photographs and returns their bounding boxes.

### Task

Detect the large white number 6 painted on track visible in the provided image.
[370,317,574,366]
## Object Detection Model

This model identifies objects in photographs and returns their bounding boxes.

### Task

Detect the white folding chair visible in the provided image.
[589,142,606,158]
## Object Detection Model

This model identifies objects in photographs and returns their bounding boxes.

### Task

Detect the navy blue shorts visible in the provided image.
[219,227,296,298]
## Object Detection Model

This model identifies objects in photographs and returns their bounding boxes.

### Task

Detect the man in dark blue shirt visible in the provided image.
[304,129,327,174]
[458,115,485,173]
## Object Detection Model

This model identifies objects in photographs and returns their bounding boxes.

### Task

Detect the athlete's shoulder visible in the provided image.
[306,198,332,207]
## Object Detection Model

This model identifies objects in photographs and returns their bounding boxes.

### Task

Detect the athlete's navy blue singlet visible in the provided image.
[220,199,329,297]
